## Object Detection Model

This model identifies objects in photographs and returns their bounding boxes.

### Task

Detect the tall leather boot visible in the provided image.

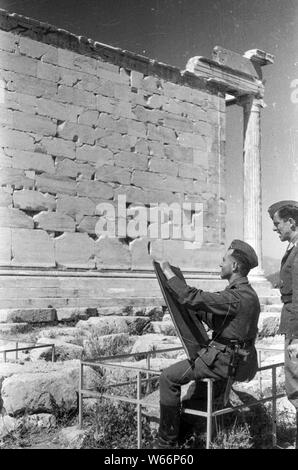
[153,404,181,449]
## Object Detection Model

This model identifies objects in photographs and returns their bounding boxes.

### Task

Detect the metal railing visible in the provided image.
[0,338,56,363]
[78,346,286,449]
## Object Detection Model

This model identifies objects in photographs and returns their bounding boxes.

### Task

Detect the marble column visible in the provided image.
[241,95,265,280]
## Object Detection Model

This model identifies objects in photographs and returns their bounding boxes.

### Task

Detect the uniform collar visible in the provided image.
[287,234,298,251]
[227,276,249,289]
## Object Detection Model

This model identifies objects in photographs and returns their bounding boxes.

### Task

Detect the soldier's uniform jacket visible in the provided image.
[166,275,260,381]
[279,243,298,339]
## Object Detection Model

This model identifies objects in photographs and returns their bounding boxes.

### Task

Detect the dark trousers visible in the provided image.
[159,351,229,407]
[285,337,298,410]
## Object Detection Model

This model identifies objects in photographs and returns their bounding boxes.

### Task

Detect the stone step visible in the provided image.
[0,296,166,309]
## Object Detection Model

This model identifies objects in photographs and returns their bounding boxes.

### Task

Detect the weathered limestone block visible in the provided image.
[0,308,57,323]
[149,157,178,176]
[12,111,56,136]
[97,132,136,152]
[76,316,129,335]
[114,185,180,206]
[11,228,55,267]
[193,149,209,169]
[0,322,29,334]
[83,332,130,359]
[164,145,193,164]
[163,175,185,192]
[130,238,152,270]
[147,123,176,143]
[35,174,77,195]
[131,334,182,357]
[34,211,75,232]
[1,360,100,416]
[13,190,56,211]
[78,110,99,126]
[37,62,60,82]
[77,180,113,199]
[56,85,96,109]
[0,168,34,189]
[131,170,164,191]
[40,137,76,159]
[54,232,95,268]
[148,321,177,336]
[56,308,95,322]
[57,122,95,145]
[77,216,99,234]
[178,163,205,180]
[55,159,94,179]
[76,145,113,165]
[0,207,33,229]
[5,71,57,100]
[114,151,148,171]
[0,50,37,77]
[8,149,55,173]
[95,165,131,185]
[18,36,57,61]
[177,132,206,150]
[130,70,143,88]
[0,30,17,53]
[33,338,84,361]
[95,235,131,269]
[37,98,82,123]
[0,227,11,264]
[56,195,95,220]
[132,105,162,125]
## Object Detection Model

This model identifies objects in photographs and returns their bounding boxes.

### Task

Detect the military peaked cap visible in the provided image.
[268,200,298,219]
[228,239,258,269]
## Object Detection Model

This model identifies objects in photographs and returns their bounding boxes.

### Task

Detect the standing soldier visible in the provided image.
[268,200,298,449]
[154,239,260,449]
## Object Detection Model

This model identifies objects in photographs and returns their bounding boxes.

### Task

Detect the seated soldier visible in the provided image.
[154,239,260,449]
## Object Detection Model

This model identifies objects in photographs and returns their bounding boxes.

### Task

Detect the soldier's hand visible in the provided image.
[160,260,171,272]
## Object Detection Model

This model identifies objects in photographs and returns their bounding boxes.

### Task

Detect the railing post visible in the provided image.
[15,341,18,361]
[146,353,151,394]
[272,365,277,448]
[79,361,84,429]
[51,345,55,362]
[258,350,263,397]
[137,371,142,449]
[206,379,213,449]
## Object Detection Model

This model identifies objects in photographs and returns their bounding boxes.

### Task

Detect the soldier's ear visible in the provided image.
[232,260,238,273]
[288,217,296,230]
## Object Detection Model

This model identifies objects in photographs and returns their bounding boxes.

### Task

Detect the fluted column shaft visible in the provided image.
[242,96,264,276]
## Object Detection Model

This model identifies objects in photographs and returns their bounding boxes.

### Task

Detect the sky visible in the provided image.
[0,0,297,265]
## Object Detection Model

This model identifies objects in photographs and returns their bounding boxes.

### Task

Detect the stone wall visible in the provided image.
[0,9,226,275]
[0,9,228,311]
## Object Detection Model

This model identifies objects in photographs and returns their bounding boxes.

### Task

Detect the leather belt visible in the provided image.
[211,336,254,349]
